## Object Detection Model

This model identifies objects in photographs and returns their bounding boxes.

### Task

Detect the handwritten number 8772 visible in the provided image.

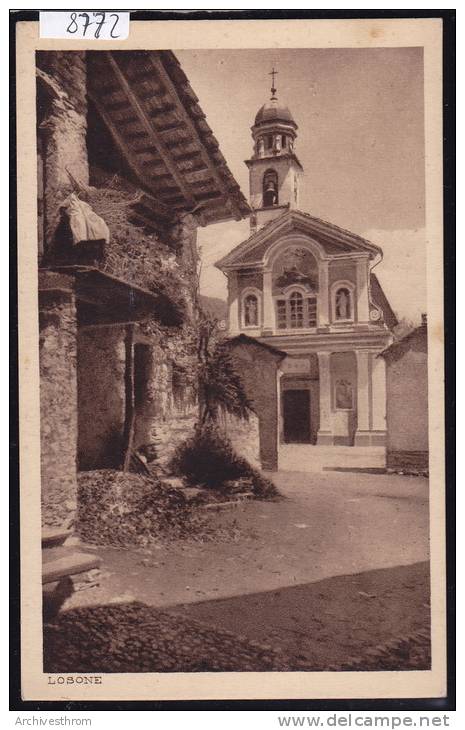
[66,12,121,39]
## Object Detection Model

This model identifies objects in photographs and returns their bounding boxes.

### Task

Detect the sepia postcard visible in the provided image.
[16,16,447,702]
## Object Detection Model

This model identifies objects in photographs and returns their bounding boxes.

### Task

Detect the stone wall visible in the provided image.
[36,53,259,530]
[77,325,199,473]
[170,213,199,319]
[133,336,197,468]
[130,213,201,466]
[39,276,78,527]
[384,328,429,472]
[36,51,89,252]
[77,326,127,470]
[219,411,260,469]
[387,450,429,473]
[130,328,262,472]
[75,320,264,478]
[227,337,284,471]
[36,51,88,526]
[153,407,198,470]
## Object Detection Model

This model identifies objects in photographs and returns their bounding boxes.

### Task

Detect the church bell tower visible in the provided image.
[246,69,303,231]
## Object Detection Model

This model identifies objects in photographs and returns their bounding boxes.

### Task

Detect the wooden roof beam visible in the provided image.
[133,194,173,224]
[105,52,197,210]
[88,91,172,221]
[149,55,244,221]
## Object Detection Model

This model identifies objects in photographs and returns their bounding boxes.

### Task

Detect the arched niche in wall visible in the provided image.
[330,280,356,323]
[262,169,279,207]
[240,287,262,328]
[330,351,357,445]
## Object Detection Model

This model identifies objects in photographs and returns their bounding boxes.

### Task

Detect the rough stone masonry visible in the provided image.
[37,51,258,528]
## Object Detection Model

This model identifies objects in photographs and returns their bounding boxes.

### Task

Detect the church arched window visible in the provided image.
[274,287,317,330]
[276,299,287,329]
[289,291,304,328]
[263,169,279,207]
[275,287,317,329]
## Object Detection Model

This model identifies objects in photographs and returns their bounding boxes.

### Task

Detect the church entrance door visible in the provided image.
[283,389,311,444]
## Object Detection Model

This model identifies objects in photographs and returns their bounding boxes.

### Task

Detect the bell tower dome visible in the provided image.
[246,69,303,231]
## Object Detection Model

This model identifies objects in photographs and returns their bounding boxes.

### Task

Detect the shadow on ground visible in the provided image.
[169,560,431,671]
[44,561,430,673]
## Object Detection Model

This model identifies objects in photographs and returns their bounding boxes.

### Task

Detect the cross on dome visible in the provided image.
[253,68,297,128]
[269,67,278,100]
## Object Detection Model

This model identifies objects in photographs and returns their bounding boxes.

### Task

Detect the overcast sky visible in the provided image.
[176,47,426,323]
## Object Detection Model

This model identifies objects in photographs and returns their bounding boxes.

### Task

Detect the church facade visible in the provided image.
[216,81,397,469]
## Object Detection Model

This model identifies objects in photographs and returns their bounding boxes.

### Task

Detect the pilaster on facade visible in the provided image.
[355,349,370,433]
[356,258,370,323]
[262,268,274,333]
[228,272,240,335]
[371,354,387,432]
[354,349,386,446]
[317,350,333,445]
[318,260,330,328]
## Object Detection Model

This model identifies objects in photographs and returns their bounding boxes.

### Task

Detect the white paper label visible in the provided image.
[40,11,130,40]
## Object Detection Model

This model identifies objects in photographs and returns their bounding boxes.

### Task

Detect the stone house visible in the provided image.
[216,83,398,472]
[36,50,250,527]
[379,316,429,473]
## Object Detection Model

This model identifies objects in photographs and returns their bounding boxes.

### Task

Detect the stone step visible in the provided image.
[42,527,72,548]
[43,551,101,585]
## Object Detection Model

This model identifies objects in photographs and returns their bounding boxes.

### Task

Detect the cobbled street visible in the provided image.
[47,470,430,671]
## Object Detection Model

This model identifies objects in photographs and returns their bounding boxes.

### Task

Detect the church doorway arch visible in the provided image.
[282,388,311,443]
[279,371,319,445]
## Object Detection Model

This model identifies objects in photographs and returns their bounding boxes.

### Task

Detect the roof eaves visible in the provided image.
[225,333,287,360]
[294,210,381,255]
[91,50,250,227]
[215,211,290,269]
[378,324,426,358]
[160,52,250,223]
[370,273,398,330]
[215,208,381,269]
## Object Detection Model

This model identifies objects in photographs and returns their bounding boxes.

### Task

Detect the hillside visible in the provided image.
[199,295,228,321]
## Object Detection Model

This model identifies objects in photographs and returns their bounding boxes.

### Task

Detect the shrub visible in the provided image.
[169,424,279,499]
[196,316,254,426]
[198,341,254,424]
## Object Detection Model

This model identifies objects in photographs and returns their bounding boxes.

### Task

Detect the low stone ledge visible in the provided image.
[198,493,254,511]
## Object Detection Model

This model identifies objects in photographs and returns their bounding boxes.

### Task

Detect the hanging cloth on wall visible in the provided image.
[61,193,110,245]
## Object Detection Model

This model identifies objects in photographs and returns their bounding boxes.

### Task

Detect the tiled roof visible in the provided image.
[378,321,427,359]
[370,273,398,330]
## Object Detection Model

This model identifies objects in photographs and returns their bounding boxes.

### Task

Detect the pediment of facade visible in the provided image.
[216,210,382,270]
